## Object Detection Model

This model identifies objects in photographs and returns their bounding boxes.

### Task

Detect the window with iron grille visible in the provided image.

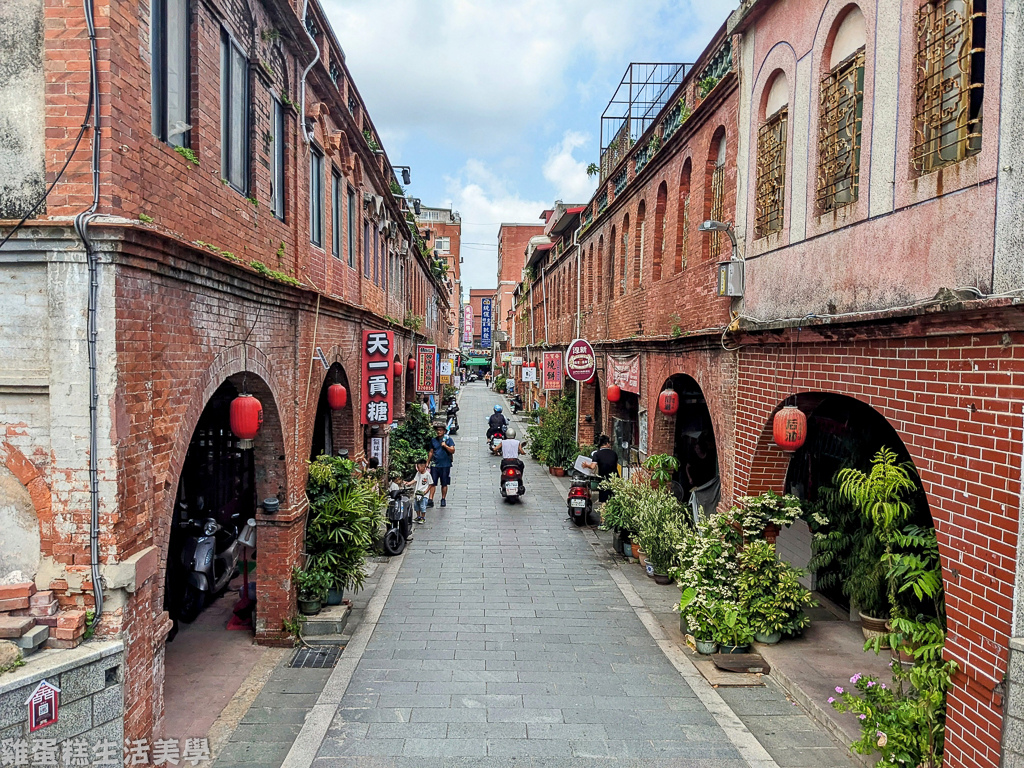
[912,0,985,173]
[816,49,864,213]
[755,108,787,238]
[709,165,725,259]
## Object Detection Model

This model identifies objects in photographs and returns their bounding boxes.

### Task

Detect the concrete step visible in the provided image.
[301,604,350,636]
[299,634,348,646]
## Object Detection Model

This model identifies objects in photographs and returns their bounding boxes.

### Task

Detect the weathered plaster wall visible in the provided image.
[0,0,45,220]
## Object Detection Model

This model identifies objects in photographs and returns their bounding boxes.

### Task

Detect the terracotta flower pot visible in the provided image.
[551,466,566,477]
[859,611,890,648]
[630,543,641,559]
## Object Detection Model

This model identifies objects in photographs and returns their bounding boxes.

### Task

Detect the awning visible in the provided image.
[465,357,490,365]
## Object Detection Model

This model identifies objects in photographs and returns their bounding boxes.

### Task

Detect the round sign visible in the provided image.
[565,338,596,383]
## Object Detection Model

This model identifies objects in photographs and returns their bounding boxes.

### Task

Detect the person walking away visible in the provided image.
[428,423,455,507]
[500,427,527,473]
[583,435,619,504]
[409,457,432,523]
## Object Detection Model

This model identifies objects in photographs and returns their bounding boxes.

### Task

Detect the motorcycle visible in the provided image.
[382,486,414,556]
[567,471,595,526]
[510,394,524,414]
[446,401,460,434]
[487,422,507,456]
[499,458,525,503]
[173,503,257,623]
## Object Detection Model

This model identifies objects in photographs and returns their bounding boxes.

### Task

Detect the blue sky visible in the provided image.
[321,0,737,297]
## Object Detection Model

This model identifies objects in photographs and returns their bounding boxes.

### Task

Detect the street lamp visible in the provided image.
[698,220,743,297]
[393,166,412,186]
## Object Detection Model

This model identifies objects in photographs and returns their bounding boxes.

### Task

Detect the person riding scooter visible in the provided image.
[500,427,527,471]
[486,405,507,440]
[498,427,527,501]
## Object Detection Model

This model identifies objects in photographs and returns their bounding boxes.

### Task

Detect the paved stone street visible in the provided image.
[253,384,859,768]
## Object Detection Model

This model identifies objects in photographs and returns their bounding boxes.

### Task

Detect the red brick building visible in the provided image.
[496,222,545,347]
[415,206,462,348]
[0,0,449,742]
[513,4,1024,764]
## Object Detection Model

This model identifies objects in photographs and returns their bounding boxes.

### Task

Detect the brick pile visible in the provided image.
[0,582,89,657]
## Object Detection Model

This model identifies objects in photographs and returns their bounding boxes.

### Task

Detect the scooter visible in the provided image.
[446,400,460,434]
[382,486,414,556]
[499,458,525,503]
[510,394,524,414]
[487,423,507,456]
[174,505,256,622]
[567,471,595,526]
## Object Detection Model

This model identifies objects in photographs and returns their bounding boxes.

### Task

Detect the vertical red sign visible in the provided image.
[542,351,564,390]
[27,680,60,732]
[415,344,437,393]
[361,330,394,425]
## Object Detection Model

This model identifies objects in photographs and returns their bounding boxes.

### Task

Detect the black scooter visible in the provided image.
[446,400,460,434]
[499,458,525,503]
[382,487,414,555]
[510,394,524,414]
[567,471,595,526]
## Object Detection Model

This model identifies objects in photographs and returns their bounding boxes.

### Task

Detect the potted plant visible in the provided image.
[736,491,804,541]
[739,539,814,644]
[712,601,754,654]
[679,588,718,654]
[293,565,331,615]
[642,454,679,488]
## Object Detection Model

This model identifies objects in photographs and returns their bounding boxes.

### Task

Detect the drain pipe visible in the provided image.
[73,0,103,629]
[298,0,320,146]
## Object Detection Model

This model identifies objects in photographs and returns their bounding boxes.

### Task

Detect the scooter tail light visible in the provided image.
[504,468,517,477]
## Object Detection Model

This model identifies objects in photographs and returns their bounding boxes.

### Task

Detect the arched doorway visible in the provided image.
[658,374,720,516]
[310,363,354,460]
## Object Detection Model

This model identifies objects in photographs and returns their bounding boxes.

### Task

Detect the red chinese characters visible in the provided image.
[542,351,564,390]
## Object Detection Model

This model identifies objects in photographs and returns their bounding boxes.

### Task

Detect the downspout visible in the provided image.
[298,0,319,146]
[73,0,103,629]
[575,233,581,444]
[541,266,549,343]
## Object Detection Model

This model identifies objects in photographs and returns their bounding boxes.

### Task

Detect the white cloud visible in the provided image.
[543,131,596,203]
[440,160,548,294]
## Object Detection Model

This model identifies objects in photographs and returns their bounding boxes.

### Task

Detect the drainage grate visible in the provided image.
[290,645,344,669]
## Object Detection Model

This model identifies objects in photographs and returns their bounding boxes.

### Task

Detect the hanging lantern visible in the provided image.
[394,361,404,377]
[230,393,263,449]
[327,383,348,410]
[658,389,679,416]
[773,405,807,452]
[407,357,416,372]
[607,384,621,403]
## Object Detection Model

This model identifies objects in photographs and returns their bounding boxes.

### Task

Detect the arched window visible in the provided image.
[619,214,629,296]
[706,132,726,259]
[653,183,668,280]
[912,0,985,173]
[676,161,691,272]
[817,5,866,212]
[756,71,789,238]
[633,200,646,288]
[597,235,605,304]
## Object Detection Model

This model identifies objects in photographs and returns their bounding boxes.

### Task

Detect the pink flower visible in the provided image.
[858,714,866,720]
[827,697,835,704]
[880,683,887,689]
[835,686,844,694]
[866,681,876,687]
[850,673,862,684]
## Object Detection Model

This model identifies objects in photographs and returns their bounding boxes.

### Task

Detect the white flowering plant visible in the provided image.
[735,491,805,538]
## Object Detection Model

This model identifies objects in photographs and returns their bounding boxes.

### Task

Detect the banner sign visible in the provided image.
[480,298,492,349]
[608,354,641,394]
[565,338,596,382]
[361,331,394,424]
[521,365,537,383]
[439,356,453,385]
[501,351,513,362]
[542,351,564,390]
[510,355,523,366]
[415,344,437,393]
[463,306,474,343]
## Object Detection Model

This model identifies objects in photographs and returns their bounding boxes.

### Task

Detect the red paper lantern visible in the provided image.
[658,389,679,415]
[394,361,404,377]
[407,357,416,371]
[607,384,621,403]
[327,383,348,410]
[773,406,807,451]
[230,394,263,443]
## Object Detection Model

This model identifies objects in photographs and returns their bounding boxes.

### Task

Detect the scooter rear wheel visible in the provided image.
[177,584,206,623]
[382,528,406,556]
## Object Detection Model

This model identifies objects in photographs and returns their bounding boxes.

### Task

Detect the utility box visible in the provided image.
[717,260,744,297]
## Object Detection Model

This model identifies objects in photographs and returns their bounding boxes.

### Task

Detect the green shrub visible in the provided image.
[388,406,434,478]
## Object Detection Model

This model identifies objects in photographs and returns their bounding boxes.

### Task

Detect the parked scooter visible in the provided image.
[382,486,414,556]
[173,501,257,622]
[446,399,460,434]
[510,394,524,414]
[499,458,525,503]
[567,471,595,526]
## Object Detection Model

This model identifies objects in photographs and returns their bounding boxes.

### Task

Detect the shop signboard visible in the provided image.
[521,365,537,383]
[361,331,394,425]
[565,338,596,382]
[608,354,641,394]
[501,351,513,363]
[463,307,474,343]
[542,351,564,390]
[415,344,437,393]
[510,355,523,366]
[480,298,492,348]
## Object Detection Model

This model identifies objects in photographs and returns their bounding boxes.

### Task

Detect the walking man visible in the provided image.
[427,422,455,508]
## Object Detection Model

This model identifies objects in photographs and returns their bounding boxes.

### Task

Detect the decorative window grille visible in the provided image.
[613,169,628,197]
[348,94,358,116]
[755,108,787,238]
[912,0,985,173]
[329,61,342,85]
[304,15,319,40]
[816,49,864,213]
[709,165,725,259]
[597,190,608,215]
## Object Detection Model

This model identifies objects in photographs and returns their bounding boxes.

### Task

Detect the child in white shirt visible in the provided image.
[410,457,432,523]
